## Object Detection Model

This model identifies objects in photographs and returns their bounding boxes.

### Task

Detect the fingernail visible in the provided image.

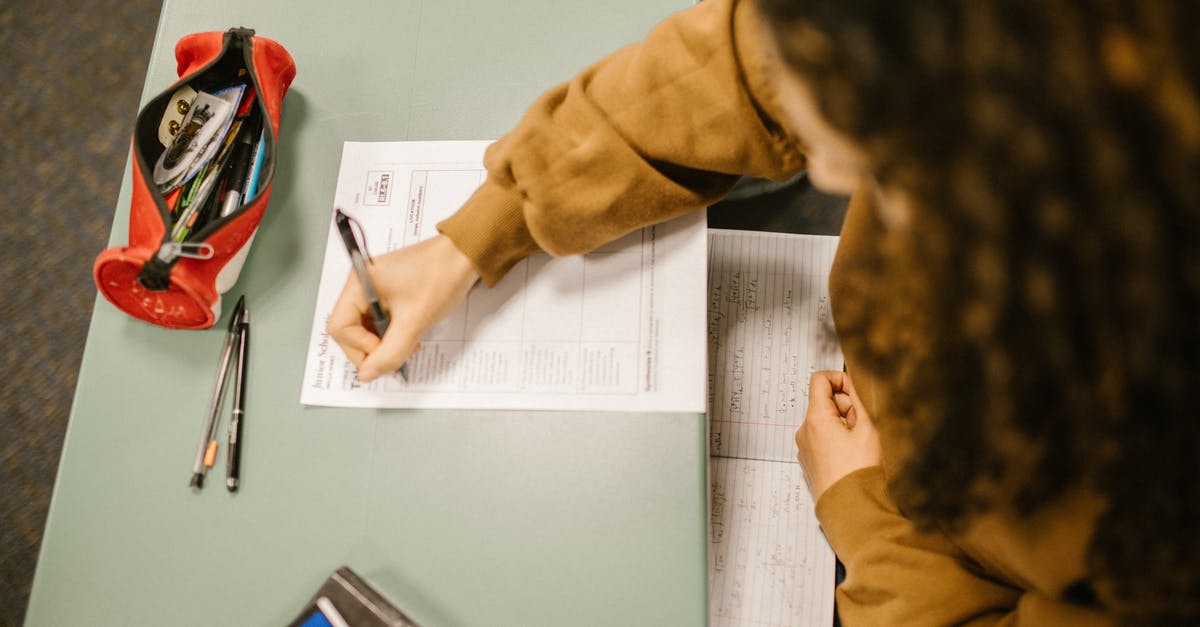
[359,367,378,381]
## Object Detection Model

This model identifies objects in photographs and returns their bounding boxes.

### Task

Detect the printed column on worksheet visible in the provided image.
[424,230,646,395]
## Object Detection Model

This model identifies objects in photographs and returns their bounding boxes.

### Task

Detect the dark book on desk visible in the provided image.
[288,567,421,627]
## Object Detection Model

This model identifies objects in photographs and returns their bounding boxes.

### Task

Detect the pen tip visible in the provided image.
[230,295,246,323]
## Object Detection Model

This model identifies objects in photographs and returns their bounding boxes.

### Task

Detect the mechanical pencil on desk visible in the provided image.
[333,209,409,381]
[226,300,249,491]
[189,295,245,490]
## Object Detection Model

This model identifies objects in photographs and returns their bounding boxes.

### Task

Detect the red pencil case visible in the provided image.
[94,27,296,329]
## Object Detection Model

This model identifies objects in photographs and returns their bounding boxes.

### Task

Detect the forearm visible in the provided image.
[818,467,1115,626]
[818,467,1019,626]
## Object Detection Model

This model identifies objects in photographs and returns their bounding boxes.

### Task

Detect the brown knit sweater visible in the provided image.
[437,0,1115,623]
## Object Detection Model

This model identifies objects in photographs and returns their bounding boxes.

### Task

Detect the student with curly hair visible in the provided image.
[329,0,1200,623]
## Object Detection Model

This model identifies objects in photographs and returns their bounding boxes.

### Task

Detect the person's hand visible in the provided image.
[327,234,480,382]
[796,371,882,500]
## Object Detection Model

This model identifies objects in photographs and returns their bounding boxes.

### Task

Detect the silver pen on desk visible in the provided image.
[334,208,409,381]
[189,295,245,490]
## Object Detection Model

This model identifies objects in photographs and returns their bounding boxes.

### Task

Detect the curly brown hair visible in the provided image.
[756,0,1200,623]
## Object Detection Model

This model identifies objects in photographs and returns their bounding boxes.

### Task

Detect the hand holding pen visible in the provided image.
[332,209,408,381]
[325,210,480,382]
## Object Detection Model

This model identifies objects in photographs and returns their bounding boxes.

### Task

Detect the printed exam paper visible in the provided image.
[301,141,707,412]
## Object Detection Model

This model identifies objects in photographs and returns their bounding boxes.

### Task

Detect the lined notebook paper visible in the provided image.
[707,229,842,627]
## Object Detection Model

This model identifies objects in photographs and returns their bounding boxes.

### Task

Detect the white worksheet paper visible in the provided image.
[707,229,841,627]
[301,141,708,412]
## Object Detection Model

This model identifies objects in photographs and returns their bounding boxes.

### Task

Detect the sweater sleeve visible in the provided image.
[817,467,1117,626]
[437,0,806,285]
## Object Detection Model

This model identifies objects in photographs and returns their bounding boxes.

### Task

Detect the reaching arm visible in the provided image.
[332,0,806,377]
[438,0,807,285]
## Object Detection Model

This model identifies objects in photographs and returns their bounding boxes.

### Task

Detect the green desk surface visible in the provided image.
[25,1,706,625]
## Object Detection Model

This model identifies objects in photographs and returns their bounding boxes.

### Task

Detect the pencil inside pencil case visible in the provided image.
[94,27,296,329]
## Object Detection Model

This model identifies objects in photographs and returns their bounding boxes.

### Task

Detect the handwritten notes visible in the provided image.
[710,458,836,627]
[707,230,841,627]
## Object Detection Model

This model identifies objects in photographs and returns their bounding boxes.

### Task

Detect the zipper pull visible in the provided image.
[137,242,215,291]
[155,241,214,263]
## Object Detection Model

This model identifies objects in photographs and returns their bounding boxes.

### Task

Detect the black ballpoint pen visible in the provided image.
[190,295,244,489]
[226,301,249,491]
[334,208,409,381]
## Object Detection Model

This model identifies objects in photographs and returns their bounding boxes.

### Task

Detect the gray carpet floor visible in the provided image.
[1,2,162,624]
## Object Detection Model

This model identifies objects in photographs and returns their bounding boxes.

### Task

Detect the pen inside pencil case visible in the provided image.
[162,93,265,241]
